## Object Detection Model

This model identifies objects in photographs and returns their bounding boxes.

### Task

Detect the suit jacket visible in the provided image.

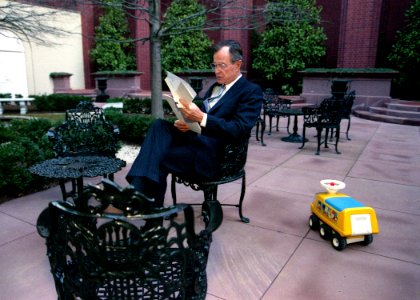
[191,76,263,177]
[200,76,263,142]
[126,75,263,184]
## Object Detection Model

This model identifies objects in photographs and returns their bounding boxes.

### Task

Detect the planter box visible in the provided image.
[93,71,143,98]
[299,68,398,110]
[176,70,215,99]
[50,73,72,93]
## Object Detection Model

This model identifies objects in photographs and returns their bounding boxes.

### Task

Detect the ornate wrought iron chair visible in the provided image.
[262,89,292,136]
[37,179,219,300]
[299,98,345,155]
[171,137,250,223]
[329,90,356,141]
[254,89,291,146]
[47,101,123,200]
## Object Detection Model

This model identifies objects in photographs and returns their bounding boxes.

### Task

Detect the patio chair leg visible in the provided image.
[316,128,322,155]
[298,127,307,149]
[324,129,330,148]
[238,175,249,223]
[335,127,341,154]
[268,116,273,135]
[346,118,351,140]
[259,119,266,146]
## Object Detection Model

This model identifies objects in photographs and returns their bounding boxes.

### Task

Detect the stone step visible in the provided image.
[386,102,420,112]
[370,106,420,119]
[391,99,420,106]
[353,110,420,126]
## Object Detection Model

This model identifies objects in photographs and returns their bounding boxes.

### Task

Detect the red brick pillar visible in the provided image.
[135,9,151,91]
[337,0,383,68]
[219,0,253,74]
[78,2,95,89]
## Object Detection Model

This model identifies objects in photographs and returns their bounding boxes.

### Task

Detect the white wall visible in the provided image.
[0,1,84,95]
[0,31,29,96]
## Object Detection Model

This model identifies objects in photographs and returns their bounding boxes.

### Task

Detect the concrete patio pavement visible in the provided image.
[1,116,419,299]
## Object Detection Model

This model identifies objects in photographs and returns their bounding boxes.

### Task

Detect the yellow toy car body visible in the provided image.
[309,180,379,251]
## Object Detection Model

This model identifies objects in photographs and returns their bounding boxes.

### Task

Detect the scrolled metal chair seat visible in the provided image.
[37,179,218,300]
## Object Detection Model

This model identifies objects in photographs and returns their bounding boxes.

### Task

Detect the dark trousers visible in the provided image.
[126,119,219,207]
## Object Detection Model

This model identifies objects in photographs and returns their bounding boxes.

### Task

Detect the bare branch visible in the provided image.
[0,1,73,46]
[80,0,317,43]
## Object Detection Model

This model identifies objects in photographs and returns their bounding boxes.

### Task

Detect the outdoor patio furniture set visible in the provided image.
[256,88,355,155]
[30,100,250,298]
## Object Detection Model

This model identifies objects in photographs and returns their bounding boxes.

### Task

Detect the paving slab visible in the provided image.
[1,116,419,299]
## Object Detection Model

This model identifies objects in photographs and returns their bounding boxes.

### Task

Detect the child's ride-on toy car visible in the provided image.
[309,179,379,251]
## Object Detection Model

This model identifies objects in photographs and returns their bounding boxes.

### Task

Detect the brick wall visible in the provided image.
[337,0,383,68]
[20,0,411,91]
[79,3,95,89]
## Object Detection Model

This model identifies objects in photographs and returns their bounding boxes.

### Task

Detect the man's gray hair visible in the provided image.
[213,40,243,62]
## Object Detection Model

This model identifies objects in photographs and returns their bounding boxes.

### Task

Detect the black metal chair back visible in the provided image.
[299,97,345,155]
[263,90,292,135]
[47,101,122,199]
[255,89,292,146]
[50,101,120,157]
[37,179,215,300]
[327,90,356,141]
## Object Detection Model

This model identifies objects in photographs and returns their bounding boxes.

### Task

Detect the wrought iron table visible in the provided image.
[279,108,308,143]
[29,155,126,201]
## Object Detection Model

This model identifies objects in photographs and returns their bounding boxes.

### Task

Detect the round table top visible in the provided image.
[29,155,126,179]
[279,108,304,115]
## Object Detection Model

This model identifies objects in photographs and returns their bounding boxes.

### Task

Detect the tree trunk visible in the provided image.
[149,0,164,119]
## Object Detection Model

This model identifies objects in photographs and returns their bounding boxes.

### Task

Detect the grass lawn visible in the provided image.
[1,112,65,122]
[26,112,66,122]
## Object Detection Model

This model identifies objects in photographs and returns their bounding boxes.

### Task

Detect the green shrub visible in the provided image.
[0,124,16,143]
[161,0,212,72]
[104,109,155,144]
[387,0,420,100]
[0,119,56,198]
[0,93,12,98]
[0,139,33,193]
[8,118,56,142]
[0,136,54,197]
[123,98,151,114]
[122,98,179,116]
[90,0,136,71]
[33,94,92,111]
[1,119,56,156]
[252,0,327,94]
[0,110,172,201]
[107,97,126,103]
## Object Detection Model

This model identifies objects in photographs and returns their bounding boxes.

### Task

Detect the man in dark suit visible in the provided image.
[126,39,263,206]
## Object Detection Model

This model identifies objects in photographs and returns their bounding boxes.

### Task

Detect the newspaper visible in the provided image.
[164,71,201,134]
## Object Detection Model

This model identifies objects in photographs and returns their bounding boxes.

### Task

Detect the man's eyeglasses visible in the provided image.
[210,63,231,70]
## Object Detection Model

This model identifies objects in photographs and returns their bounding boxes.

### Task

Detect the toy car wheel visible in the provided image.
[309,215,320,230]
[361,234,373,245]
[319,223,330,240]
[331,233,347,251]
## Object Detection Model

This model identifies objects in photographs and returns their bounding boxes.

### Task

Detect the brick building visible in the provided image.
[16,0,412,92]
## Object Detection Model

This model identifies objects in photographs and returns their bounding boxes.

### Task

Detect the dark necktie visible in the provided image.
[204,84,225,112]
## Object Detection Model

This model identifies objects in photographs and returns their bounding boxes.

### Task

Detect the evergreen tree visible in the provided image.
[252,0,326,94]
[90,0,136,71]
[161,0,212,72]
[387,0,420,100]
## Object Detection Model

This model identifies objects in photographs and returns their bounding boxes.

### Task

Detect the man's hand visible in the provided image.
[174,119,190,132]
[179,98,204,123]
